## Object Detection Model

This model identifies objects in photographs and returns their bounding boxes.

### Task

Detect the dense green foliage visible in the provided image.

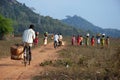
[62,15,120,37]
[0,0,84,36]
[0,14,13,39]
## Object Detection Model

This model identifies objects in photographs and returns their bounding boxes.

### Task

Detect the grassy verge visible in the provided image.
[0,37,22,58]
[32,38,120,80]
[0,35,49,59]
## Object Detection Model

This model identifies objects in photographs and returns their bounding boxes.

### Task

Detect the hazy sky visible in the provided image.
[17,0,120,30]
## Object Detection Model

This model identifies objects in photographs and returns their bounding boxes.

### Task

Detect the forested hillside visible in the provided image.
[62,15,120,37]
[0,0,84,35]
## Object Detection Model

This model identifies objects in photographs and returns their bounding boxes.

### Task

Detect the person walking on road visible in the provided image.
[96,33,101,47]
[34,32,39,47]
[91,36,95,46]
[43,32,48,46]
[85,33,90,46]
[58,33,63,46]
[72,35,76,45]
[54,33,59,48]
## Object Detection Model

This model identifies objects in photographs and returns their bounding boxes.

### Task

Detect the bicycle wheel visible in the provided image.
[54,41,57,49]
[28,46,31,65]
[24,45,31,66]
[27,52,31,65]
[24,48,27,66]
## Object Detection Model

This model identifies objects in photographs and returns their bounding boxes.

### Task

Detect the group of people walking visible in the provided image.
[42,32,63,48]
[32,31,64,48]
[22,24,110,66]
[72,33,110,47]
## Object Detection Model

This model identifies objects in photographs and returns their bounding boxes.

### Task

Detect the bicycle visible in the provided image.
[54,41,58,49]
[23,43,31,66]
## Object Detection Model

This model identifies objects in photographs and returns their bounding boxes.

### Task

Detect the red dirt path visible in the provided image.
[0,42,65,80]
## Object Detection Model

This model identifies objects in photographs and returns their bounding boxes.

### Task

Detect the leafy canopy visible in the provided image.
[0,14,13,35]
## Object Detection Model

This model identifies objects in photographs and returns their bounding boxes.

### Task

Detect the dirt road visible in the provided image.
[0,42,64,80]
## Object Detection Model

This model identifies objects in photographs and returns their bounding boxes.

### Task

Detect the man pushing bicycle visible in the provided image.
[22,24,35,66]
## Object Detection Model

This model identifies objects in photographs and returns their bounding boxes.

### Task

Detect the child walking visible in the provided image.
[34,32,39,47]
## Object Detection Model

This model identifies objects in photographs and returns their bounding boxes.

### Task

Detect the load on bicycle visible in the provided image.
[10,24,36,66]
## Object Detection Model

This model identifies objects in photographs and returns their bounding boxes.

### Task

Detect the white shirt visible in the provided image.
[97,38,100,44]
[54,34,59,42]
[59,35,63,40]
[22,29,35,44]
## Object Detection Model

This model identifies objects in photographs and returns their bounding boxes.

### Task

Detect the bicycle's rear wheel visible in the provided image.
[27,53,31,65]
[24,47,28,66]
[54,41,58,49]
[24,56,27,66]
[23,45,31,66]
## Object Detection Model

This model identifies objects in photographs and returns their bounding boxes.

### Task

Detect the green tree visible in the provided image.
[0,15,13,40]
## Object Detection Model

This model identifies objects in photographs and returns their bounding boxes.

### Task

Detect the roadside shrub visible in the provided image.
[39,60,53,66]
[53,58,73,67]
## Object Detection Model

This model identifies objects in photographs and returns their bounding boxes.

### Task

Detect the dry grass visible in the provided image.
[0,36,119,80]
[33,38,120,80]
[0,37,22,58]
[0,35,45,59]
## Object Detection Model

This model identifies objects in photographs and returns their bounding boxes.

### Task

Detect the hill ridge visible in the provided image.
[62,15,120,37]
[0,0,84,35]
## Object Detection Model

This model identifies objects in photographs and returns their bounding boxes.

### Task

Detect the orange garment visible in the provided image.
[91,37,95,46]
[77,36,81,45]
[34,37,39,45]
